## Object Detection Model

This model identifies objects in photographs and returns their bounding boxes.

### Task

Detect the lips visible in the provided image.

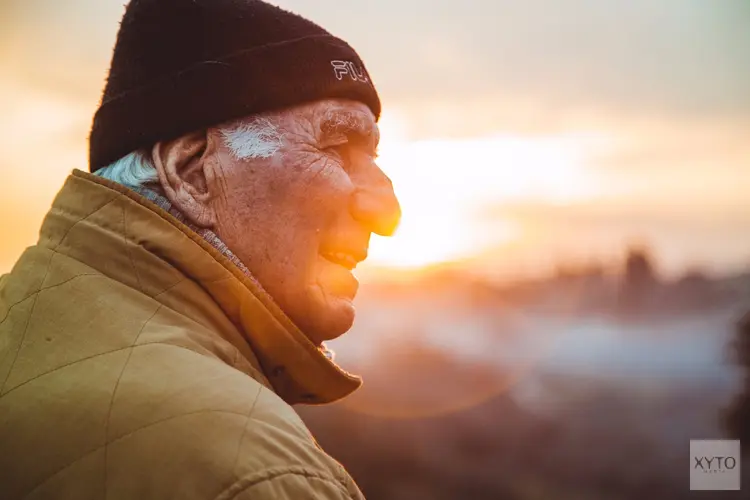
[320,248,367,270]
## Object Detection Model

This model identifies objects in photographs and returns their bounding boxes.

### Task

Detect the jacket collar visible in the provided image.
[41,170,361,404]
[128,184,336,362]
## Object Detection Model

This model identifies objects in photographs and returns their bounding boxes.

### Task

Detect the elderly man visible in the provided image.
[0,1,399,499]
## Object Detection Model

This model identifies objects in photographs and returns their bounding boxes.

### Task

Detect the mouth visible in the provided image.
[319,248,367,270]
[310,242,367,340]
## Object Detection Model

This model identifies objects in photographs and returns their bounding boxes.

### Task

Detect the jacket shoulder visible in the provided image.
[217,466,363,500]
[214,388,364,500]
[102,345,360,499]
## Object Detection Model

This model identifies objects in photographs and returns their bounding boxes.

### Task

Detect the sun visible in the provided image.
[366,204,487,269]
[363,111,600,271]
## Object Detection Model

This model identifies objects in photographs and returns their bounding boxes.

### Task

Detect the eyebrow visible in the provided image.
[320,110,379,154]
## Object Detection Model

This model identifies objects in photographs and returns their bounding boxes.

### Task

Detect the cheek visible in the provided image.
[212,153,354,262]
[277,153,354,222]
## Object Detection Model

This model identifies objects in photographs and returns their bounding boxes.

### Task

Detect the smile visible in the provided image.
[320,250,361,270]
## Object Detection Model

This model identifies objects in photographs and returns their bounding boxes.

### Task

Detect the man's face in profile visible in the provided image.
[164,99,400,345]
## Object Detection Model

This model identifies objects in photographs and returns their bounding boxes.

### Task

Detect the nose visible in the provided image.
[349,170,401,237]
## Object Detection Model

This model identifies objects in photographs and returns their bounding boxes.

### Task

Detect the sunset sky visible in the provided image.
[1,0,749,279]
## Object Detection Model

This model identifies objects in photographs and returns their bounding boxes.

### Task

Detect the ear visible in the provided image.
[152,131,217,228]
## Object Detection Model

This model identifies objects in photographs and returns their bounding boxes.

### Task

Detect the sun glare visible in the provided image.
[364,111,601,270]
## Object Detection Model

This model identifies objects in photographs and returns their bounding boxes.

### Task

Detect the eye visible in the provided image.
[322,142,348,164]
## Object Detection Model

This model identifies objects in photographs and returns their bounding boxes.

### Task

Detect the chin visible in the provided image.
[294,286,357,346]
[267,252,361,346]
[289,253,359,345]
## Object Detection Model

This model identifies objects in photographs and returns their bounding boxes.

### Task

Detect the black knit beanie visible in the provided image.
[89,0,381,171]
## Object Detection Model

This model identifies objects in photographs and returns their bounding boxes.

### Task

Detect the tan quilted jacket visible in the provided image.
[0,171,364,499]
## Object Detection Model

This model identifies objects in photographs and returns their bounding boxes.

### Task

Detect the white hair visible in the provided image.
[95,117,283,190]
[220,117,282,160]
[95,150,158,190]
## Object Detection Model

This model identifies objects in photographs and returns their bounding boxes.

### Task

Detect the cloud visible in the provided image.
[2,0,749,132]
[0,0,748,275]
[275,0,750,127]
[487,200,750,232]
[0,0,123,104]
[478,199,750,276]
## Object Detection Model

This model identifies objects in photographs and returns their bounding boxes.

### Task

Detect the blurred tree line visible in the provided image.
[725,310,750,453]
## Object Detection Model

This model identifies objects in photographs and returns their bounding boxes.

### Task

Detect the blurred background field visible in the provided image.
[1,1,749,498]
[303,250,750,499]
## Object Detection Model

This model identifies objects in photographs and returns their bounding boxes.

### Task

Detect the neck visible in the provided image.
[132,186,255,279]
[130,184,336,361]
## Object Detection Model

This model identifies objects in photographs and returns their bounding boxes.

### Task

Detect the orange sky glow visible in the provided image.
[1,0,749,281]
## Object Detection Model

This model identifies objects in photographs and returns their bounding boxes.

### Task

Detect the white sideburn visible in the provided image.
[220,117,282,160]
